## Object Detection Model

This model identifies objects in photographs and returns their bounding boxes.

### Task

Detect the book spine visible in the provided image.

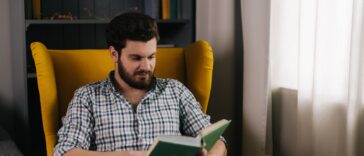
[170,0,177,19]
[161,0,171,20]
[32,0,41,19]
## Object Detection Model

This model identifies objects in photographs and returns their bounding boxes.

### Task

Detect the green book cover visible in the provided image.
[199,119,231,151]
[147,119,231,156]
[147,136,201,156]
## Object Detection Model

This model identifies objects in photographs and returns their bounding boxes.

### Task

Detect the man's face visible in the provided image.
[117,38,157,89]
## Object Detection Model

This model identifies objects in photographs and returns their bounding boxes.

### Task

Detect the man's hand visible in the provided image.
[198,149,208,156]
[198,140,227,156]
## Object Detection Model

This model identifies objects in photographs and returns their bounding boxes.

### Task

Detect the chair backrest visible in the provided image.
[30,40,214,156]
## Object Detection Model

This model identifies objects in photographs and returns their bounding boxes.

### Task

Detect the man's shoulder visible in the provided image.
[156,78,184,87]
[74,79,109,96]
[155,78,188,92]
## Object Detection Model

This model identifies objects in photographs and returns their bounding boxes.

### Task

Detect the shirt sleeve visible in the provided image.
[174,80,227,148]
[175,80,210,136]
[53,87,95,156]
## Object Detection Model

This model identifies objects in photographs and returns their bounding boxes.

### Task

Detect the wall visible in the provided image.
[241,0,272,155]
[0,0,15,133]
[0,0,29,155]
[196,0,243,155]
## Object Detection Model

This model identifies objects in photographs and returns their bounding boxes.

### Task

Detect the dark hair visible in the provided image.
[106,12,160,54]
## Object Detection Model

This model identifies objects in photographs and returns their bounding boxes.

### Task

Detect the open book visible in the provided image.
[147,119,231,156]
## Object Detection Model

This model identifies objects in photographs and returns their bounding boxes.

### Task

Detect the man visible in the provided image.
[54,12,227,156]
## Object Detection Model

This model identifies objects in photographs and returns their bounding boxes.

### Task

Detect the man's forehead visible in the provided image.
[126,52,156,56]
[121,48,156,56]
[122,39,156,54]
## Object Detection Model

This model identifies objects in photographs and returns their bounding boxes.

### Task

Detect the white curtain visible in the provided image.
[243,0,364,155]
[241,0,272,155]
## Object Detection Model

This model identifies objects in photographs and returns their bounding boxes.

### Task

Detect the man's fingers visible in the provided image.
[198,148,208,156]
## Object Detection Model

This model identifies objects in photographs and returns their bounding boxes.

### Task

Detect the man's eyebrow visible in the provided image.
[127,52,156,57]
[128,54,140,56]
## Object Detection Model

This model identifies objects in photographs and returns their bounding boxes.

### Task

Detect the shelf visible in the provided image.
[25,19,109,28]
[25,19,188,29]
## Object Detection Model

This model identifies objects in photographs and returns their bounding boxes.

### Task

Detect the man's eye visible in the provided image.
[148,55,156,59]
[131,56,141,60]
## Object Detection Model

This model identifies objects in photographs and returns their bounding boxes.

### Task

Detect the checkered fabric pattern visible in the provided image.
[54,72,218,155]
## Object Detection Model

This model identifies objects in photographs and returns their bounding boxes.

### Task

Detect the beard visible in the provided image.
[117,59,154,90]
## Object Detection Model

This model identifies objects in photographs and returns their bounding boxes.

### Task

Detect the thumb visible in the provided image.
[198,148,208,156]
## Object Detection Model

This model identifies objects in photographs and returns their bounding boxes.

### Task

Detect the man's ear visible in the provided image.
[109,46,119,63]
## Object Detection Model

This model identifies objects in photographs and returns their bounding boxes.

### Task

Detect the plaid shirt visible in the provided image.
[54,72,215,155]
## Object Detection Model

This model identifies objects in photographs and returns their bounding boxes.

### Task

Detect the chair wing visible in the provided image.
[184,41,213,113]
[30,40,213,156]
[30,42,58,156]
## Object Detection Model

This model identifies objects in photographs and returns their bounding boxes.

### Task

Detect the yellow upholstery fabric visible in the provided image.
[30,40,214,156]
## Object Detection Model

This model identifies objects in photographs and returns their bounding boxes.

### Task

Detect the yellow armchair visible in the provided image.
[30,40,214,156]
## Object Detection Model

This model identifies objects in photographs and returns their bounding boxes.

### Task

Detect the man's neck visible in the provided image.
[113,72,147,106]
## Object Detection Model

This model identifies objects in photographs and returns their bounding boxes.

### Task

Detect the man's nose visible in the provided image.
[139,59,151,70]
